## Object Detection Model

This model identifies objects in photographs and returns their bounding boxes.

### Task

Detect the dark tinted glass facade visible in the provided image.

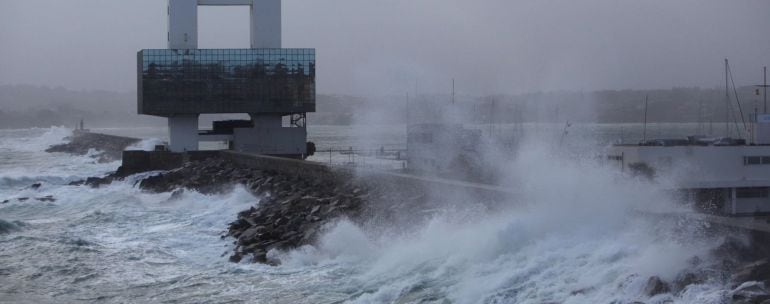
[138,49,315,116]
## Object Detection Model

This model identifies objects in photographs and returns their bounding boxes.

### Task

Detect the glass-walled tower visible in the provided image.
[137,0,315,158]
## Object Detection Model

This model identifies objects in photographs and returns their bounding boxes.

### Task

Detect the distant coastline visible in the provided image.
[0,84,761,129]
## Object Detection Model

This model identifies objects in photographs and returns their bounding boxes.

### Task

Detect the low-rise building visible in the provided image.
[607,115,770,215]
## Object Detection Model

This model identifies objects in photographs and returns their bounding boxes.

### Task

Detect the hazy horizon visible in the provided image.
[1,0,769,97]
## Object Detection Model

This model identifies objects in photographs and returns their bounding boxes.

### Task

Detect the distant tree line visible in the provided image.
[1,85,764,128]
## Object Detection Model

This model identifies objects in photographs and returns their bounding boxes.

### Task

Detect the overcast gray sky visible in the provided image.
[0,0,768,96]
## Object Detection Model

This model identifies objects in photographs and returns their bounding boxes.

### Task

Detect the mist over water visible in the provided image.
[0,127,737,303]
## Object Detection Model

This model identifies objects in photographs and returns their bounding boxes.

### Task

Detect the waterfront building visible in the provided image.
[607,115,770,216]
[137,0,315,158]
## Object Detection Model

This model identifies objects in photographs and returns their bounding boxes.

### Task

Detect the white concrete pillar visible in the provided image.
[250,0,281,48]
[168,0,281,50]
[168,0,198,49]
[168,115,199,152]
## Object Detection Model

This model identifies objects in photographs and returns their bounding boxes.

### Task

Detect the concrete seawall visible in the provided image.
[219,151,512,203]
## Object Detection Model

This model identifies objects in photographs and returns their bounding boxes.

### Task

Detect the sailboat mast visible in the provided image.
[406,92,410,127]
[698,99,703,135]
[725,58,730,137]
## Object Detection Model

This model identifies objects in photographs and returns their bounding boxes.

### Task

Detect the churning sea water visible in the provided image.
[0,126,736,303]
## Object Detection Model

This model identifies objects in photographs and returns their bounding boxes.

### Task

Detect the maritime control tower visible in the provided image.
[138,0,315,158]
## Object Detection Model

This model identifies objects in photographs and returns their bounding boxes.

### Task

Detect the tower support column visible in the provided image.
[231,113,306,157]
[168,114,199,152]
[250,0,281,48]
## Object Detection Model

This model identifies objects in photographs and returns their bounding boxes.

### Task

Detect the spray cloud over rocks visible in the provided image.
[276,135,736,302]
[285,92,745,302]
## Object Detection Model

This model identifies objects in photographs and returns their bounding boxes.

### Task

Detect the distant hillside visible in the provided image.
[311,87,766,125]
[0,85,163,129]
[1,85,764,128]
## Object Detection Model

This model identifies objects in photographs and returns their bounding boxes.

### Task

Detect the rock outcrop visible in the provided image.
[82,156,370,263]
[46,131,140,162]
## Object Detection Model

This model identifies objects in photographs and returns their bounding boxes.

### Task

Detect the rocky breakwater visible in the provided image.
[46,131,140,162]
[84,156,427,265]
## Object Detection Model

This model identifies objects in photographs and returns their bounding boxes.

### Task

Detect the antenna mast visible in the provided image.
[643,95,649,142]
[757,66,769,114]
[725,58,730,137]
[451,78,455,105]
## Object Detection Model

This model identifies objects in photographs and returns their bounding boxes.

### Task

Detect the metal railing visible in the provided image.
[311,147,408,170]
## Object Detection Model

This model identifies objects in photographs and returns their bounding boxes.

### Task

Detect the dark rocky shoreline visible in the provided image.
[40,132,770,302]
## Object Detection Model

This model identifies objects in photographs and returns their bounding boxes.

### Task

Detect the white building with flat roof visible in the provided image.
[608,140,770,215]
[607,114,770,216]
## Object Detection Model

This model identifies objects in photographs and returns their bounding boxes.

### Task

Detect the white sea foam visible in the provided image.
[0,127,736,303]
[0,127,119,193]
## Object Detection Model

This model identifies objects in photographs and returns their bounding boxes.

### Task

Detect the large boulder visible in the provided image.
[644,276,670,297]
[46,132,140,162]
[731,281,770,303]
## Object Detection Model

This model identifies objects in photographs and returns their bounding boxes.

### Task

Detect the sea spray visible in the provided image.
[0,127,118,186]
[276,139,730,303]
[126,138,165,151]
[7,126,73,153]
